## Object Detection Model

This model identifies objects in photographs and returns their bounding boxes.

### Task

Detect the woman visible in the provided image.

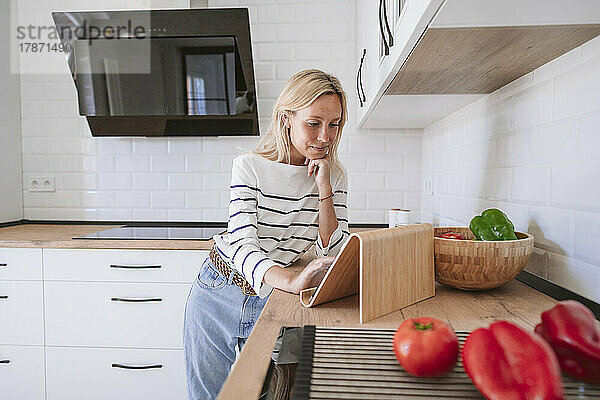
[183,69,350,399]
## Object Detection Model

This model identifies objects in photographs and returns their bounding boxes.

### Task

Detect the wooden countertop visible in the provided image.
[0,224,214,250]
[218,252,559,400]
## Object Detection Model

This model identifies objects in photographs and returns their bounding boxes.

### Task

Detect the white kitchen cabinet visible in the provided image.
[45,347,186,400]
[0,345,45,400]
[43,248,207,283]
[356,0,443,126]
[358,0,600,129]
[0,281,44,345]
[0,248,43,281]
[45,281,191,348]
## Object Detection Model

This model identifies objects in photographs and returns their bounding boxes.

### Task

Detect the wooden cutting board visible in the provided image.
[300,224,435,323]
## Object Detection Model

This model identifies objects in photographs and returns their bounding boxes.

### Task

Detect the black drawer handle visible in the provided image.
[0,263,7,267]
[0,360,10,364]
[110,264,161,270]
[382,0,393,47]
[359,49,367,103]
[379,0,390,56]
[110,297,162,303]
[111,363,162,370]
[0,296,8,300]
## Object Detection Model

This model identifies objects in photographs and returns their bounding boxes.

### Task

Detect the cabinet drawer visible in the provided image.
[0,281,44,345]
[0,248,42,281]
[46,347,185,400]
[45,281,191,348]
[43,248,207,283]
[0,345,45,400]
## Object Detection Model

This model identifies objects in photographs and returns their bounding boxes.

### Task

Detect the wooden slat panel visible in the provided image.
[386,25,600,95]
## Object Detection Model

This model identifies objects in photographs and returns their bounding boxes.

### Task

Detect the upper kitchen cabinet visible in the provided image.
[357,0,600,129]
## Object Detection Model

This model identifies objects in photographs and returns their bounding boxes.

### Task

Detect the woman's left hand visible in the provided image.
[305,156,332,192]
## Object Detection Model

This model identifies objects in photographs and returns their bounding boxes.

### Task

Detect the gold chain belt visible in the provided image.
[209,245,257,296]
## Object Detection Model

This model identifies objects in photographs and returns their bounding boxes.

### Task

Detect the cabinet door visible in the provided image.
[43,248,207,283]
[0,281,44,345]
[0,345,45,400]
[46,347,185,400]
[45,281,191,348]
[0,248,42,281]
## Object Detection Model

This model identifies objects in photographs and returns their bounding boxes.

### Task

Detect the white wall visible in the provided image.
[18,0,420,224]
[1,0,23,223]
[421,35,600,302]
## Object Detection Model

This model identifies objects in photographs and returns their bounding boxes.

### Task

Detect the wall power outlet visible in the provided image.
[29,177,55,192]
[423,178,433,195]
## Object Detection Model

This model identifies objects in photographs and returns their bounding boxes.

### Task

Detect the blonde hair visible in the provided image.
[254,69,347,174]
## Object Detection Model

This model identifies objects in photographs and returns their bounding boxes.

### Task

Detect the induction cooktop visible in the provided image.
[74,226,226,240]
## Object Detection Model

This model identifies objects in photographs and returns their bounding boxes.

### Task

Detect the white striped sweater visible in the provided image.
[213,153,349,298]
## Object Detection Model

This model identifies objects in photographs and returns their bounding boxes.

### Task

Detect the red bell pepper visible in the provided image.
[462,320,563,400]
[535,300,600,384]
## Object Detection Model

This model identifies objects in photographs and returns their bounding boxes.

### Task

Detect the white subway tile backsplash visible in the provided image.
[295,43,331,61]
[151,192,185,209]
[348,210,386,224]
[514,80,554,130]
[132,139,168,155]
[347,192,366,210]
[365,155,402,173]
[203,173,231,191]
[253,63,276,81]
[525,248,548,278]
[495,131,530,167]
[151,156,185,173]
[528,207,573,256]
[132,208,169,220]
[348,173,385,191]
[46,191,81,208]
[550,164,600,212]
[554,57,600,119]
[203,208,228,222]
[132,174,168,191]
[531,118,578,163]
[578,111,600,161]
[114,156,150,172]
[97,174,132,191]
[187,192,222,209]
[167,140,203,155]
[81,191,115,208]
[169,174,203,191]
[423,35,600,302]
[385,174,421,192]
[512,166,548,205]
[547,253,599,301]
[250,23,276,43]
[366,191,404,210]
[257,80,287,99]
[347,136,386,154]
[340,155,367,172]
[573,212,600,266]
[21,118,80,137]
[255,43,295,61]
[186,156,224,173]
[257,5,294,23]
[116,191,151,208]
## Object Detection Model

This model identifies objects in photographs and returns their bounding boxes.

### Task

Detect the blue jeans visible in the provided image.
[183,256,269,400]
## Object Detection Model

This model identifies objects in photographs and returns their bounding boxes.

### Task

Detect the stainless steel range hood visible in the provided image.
[52,8,258,137]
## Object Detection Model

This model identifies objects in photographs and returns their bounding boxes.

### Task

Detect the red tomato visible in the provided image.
[392,317,459,377]
[440,232,466,240]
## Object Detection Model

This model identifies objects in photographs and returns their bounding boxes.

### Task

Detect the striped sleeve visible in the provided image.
[315,167,349,258]
[227,157,280,298]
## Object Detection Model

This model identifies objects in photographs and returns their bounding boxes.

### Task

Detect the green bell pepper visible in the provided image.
[469,208,517,241]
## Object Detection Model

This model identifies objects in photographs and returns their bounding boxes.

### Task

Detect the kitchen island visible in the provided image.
[218,252,559,400]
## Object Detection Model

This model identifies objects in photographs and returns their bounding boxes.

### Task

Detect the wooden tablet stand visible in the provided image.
[300,223,435,323]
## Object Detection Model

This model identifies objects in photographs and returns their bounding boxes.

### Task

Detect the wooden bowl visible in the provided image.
[434,227,534,291]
